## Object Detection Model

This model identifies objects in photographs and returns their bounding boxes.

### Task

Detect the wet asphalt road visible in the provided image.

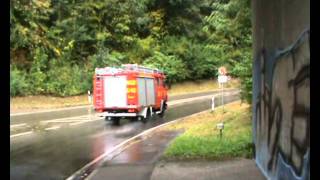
[10,92,239,180]
[87,130,181,180]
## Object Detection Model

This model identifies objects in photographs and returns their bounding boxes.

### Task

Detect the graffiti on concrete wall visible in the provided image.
[254,29,309,180]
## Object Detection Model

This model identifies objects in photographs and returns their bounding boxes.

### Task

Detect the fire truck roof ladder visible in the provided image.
[121,64,163,74]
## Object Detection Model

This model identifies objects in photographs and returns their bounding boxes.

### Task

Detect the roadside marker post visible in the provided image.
[88,90,92,104]
[211,96,215,111]
[88,90,92,120]
[216,122,224,139]
[222,81,224,112]
[218,67,228,113]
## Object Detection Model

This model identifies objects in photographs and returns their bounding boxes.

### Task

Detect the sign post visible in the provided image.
[222,79,224,112]
[218,67,228,113]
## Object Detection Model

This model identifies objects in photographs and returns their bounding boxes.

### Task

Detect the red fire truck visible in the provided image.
[93,64,168,125]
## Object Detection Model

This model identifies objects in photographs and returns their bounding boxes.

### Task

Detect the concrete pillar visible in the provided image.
[252,0,309,179]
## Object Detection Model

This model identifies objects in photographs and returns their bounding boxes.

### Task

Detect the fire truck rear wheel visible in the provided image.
[158,101,167,118]
[158,111,165,118]
[142,110,151,123]
[111,117,120,125]
[130,117,138,122]
[131,116,143,122]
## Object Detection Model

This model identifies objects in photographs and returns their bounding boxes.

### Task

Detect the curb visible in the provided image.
[66,99,240,180]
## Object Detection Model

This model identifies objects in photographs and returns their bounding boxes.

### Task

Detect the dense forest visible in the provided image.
[10,0,252,103]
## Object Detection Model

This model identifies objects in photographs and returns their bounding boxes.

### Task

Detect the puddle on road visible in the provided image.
[72,130,181,180]
[102,130,181,165]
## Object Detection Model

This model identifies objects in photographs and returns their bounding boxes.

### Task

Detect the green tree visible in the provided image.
[10,0,252,98]
[143,51,189,86]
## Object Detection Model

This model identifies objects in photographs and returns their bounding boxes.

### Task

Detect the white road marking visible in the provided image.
[41,115,91,123]
[10,105,91,116]
[168,91,240,106]
[10,117,102,139]
[69,121,88,126]
[69,119,101,126]
[41,115,101,124]
[43,119,89,123]
[44,126,61,131]
[10,131,33,138]
[10,123,27,128]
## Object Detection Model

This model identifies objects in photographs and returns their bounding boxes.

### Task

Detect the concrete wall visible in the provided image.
[252,0,309,179]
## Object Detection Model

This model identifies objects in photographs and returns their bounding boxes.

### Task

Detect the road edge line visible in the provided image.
[10,131,33,138]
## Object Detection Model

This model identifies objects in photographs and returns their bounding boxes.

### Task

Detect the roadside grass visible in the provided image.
[10,79,239,113]
[168,78,239,96]
[163,101,253,160]
[10,95,89,113]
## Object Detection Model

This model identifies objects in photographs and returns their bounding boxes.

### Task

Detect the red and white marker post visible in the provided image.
[218,66,228,113]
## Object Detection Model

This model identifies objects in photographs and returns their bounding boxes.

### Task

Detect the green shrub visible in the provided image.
[44,48,126,96]
[184,43,220,80]
[10,66,28,96]
[27,47,49,94]
[230,49,252,104]
[46,63,86,96]
[88,47,123,68]
[143,51,189,86]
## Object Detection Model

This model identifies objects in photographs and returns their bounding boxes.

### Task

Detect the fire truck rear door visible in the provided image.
[137,77,155,106]
[145,78,155,105]
[104,76,127,108]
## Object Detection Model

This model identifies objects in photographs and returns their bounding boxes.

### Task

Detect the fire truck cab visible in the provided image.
[93,64,168,125]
